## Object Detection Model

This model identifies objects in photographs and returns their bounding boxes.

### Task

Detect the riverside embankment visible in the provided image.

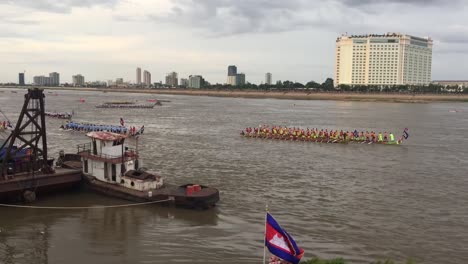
[2,86,468,103]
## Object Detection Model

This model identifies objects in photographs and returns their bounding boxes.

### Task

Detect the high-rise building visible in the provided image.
[335,33,433,86]
[116,78,124,85]
[72,74,85,86]
[165,72,178,87]
[236,73,246,85]
[33,76,51,86]
[189,75,204,89]
[227,65,246,86]
[227,65,238,85]
[265,73,272,85]
[228,65,237,76]
[227,75,237,86]
[49,72,60,86]
[18,72,25,86]
[143,70,151,86]
[136,67,141,85]
[180,78,189,87]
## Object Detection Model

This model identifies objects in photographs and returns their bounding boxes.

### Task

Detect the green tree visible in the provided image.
[306,81,321,89]
[294,82,305,88]
[339,84,352,92]
[321,78,334,91]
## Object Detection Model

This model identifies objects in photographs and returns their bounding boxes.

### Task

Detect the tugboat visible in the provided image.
[68,131,219,209]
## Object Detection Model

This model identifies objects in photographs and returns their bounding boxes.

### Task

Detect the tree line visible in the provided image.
[2,79,468,94]
[200,78,468,94]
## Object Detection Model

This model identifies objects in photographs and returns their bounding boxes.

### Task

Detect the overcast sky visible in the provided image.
[1,0,467,84]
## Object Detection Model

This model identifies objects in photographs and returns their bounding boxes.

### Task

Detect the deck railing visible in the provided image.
[76,143,138,164]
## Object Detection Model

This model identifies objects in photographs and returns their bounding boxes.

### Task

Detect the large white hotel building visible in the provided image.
[335,33,433,86]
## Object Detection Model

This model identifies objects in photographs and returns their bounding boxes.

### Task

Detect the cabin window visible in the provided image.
[111,164,116,182]
[92,140,97,155]
[113,139,123,146]
[104,162,108,179]
[131,181,135,187]
[120,179,125,184]
[84,160,88,173]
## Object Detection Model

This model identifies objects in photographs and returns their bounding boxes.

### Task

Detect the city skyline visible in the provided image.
[0,0,467,84]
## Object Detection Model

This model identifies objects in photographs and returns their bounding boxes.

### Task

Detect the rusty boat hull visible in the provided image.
[83,175,219,209]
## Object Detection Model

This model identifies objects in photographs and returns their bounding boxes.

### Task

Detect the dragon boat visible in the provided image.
[45,111,73,119]
[96,101,160,108]
[241,128,409,145]
[60,121,144,137]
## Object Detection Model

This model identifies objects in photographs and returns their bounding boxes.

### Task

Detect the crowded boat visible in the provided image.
[96,101,159,108]
[61,121,145,137]
[0,121,13,131]
[240,125,409,145]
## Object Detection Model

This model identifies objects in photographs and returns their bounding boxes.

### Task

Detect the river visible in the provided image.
[0,88,467,264]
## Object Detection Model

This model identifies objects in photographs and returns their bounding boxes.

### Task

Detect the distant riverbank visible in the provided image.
[2,86,468,103]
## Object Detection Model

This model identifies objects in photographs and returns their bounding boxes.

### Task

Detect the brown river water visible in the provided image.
[0,89,467,264]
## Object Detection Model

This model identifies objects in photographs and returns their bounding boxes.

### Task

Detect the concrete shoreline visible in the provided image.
[2,86,468,103]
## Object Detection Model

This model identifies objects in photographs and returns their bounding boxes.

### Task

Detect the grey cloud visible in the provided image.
[155,0,467,47]
[341,0,459,6]
[438,35,468,44]
[0,30,27,38]
[0,17,38,25]
[436,26,468,44]
[3,0,121,13]
[152,0,349,36]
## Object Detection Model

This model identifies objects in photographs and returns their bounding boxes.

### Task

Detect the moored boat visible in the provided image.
[72,132,219,209]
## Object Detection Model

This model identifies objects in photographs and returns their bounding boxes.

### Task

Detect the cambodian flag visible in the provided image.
[265,213,304,264]
[403,128,409,139]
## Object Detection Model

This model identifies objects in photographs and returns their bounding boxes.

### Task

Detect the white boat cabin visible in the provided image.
[79,131,163,191]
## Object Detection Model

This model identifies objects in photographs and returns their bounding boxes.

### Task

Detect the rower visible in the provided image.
[389,132,395,142]
[378,132,383,142]
[384,132,388,142]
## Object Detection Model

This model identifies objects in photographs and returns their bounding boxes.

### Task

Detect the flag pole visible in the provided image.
[263,203,269,264]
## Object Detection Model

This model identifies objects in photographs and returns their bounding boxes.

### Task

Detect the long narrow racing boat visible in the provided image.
[60,121,144,137]
[241,127,409,145]
[45,111,73,119]
[95,101,159,108]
